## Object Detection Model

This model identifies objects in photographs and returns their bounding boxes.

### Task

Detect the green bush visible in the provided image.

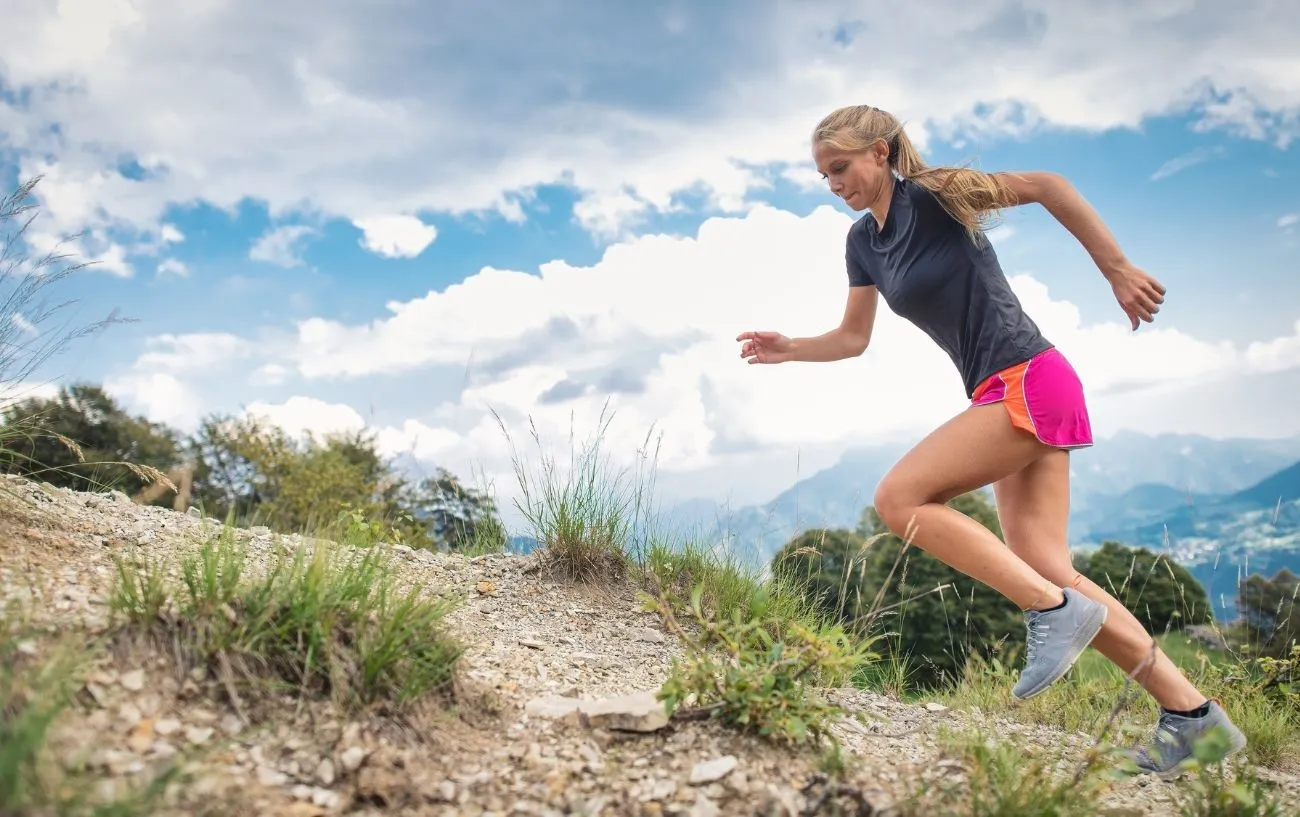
[647,582,877,745]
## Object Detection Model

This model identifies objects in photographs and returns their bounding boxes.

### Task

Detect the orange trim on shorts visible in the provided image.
[971,359,1037,440]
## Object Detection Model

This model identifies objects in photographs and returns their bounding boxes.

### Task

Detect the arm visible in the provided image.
[996,171,1129,279]
[996,170,1166,328]
[789,285,878,362]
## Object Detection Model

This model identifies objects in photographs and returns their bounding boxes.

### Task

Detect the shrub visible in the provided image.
[647,582,877,745]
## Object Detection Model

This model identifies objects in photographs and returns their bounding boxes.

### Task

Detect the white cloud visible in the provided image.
[244,396,366,441]
[1246,320,1300,373]
[1149,146,1224,181]
[249,363,289,387]
[353,215,438,259]
[134,333,253,373]
[103,371,203,432]
[249,225,317,268]
[105,204,1300,517]
[156,258,188,277]
[2,0,1298,252]
[10,313,38,336]
[1279,213,1299,230]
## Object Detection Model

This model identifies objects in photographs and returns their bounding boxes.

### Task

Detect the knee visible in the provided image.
[873,477,920,538]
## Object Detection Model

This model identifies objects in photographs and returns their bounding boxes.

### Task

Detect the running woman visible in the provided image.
[736,104,1246,778]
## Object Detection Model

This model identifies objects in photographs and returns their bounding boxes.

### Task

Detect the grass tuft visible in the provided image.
[901,726,1117,817]
[493,402,659,583]
[109,513,463,714]
[647,578,878,746]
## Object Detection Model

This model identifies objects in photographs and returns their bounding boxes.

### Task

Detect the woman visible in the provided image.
[736,104,1245,778]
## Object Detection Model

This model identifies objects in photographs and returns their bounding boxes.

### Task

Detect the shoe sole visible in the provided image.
[1150,727,1249,781]
[1011,602,1108,701]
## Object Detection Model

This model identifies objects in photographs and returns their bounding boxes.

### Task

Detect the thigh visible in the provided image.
[993,450,1074,575]
[880,402,1051,506]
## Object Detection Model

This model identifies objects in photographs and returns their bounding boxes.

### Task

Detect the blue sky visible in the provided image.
[2,0,1299,520]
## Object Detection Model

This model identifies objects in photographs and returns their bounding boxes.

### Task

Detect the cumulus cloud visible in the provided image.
[353,215,438,258]
[2,0,1298,260]
[245,396,367,440]
[249,225,318,268]
[104,204,1300,514]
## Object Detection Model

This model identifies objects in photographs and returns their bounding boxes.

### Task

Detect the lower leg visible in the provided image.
[994,453,1207,712]
[889,503,1064,611]
[1061,571,1207,711]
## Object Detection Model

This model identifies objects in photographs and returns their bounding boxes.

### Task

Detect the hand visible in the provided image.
[1107,262,1166,330]
[736,330,794,364]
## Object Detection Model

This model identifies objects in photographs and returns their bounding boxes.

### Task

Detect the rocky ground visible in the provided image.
[3,476,1298,816]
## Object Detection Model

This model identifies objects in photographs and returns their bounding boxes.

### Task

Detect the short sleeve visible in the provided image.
[846,230,874,287]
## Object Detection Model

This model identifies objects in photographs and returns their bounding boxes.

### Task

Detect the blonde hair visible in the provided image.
[813,105,1018,235]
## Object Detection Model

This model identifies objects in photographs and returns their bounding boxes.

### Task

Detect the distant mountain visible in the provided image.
[1075,459,1300,621]
[664,432,1300,569]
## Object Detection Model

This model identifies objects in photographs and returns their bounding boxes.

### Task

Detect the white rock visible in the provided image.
[689,756,738,785]
[580,690,670,733]
[119,669,145,692]
[256,764,288,786]
[185,726,214,745]
[154,717,182,737]
[340,746,367,773]
[315,758,336,786]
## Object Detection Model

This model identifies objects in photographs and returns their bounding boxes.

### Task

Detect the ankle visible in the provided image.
[1023,582,1066,611]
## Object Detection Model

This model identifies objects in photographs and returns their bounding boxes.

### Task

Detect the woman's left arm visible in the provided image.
[996,170,1166,330]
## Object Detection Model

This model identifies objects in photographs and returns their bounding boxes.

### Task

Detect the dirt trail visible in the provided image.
[3,477,1297,816]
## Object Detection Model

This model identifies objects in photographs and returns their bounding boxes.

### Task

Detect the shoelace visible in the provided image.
[1025,614,1051,660]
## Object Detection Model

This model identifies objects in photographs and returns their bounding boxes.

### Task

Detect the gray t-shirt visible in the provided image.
[846,175,1053,399]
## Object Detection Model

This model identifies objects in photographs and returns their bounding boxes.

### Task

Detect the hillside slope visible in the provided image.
[2,477,1297,816]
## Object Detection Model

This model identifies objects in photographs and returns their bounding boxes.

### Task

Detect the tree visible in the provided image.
[852,491,1025,690]
[1072,540,1213,634]
[186,413,505,552]
[398,468,509,552]
[774,490,1024,690]
[1238,568,1298,659]
[0,383,181,499]
[771,527,875,622]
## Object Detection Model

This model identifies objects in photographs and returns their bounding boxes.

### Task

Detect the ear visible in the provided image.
[872,138,891,165]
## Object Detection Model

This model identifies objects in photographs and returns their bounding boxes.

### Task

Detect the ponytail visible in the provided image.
[813,105,1019,237]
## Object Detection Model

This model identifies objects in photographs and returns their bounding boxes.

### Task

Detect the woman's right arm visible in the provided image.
[789,285,879,362]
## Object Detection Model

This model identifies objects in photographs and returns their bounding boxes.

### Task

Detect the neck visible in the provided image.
[869,172,896,230]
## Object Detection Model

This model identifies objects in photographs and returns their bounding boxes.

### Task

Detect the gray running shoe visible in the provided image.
[1011,587,1107,700]
[1132,700,1248,780]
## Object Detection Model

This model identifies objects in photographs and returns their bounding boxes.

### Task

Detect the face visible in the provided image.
[812,137,890,212]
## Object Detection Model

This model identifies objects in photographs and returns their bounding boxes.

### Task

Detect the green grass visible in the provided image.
[900,726,1117,817]
[109,510,464,713]
[0,622,174,815]
[939,632,1299,771]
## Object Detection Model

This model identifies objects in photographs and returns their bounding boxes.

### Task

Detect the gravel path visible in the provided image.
[2,477,1296,816]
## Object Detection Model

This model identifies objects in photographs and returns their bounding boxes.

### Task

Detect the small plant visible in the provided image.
[0,627,173,815]
[647,581,877,745]
[492,403,658,583]
[905,727,1116,817]
[109,516,464,712]
[1173,730,1288,817]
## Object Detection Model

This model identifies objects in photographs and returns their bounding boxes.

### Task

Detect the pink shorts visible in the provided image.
[970,347,1093,450]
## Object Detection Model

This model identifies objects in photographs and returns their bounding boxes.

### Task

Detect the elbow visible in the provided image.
[844,332,870,357]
